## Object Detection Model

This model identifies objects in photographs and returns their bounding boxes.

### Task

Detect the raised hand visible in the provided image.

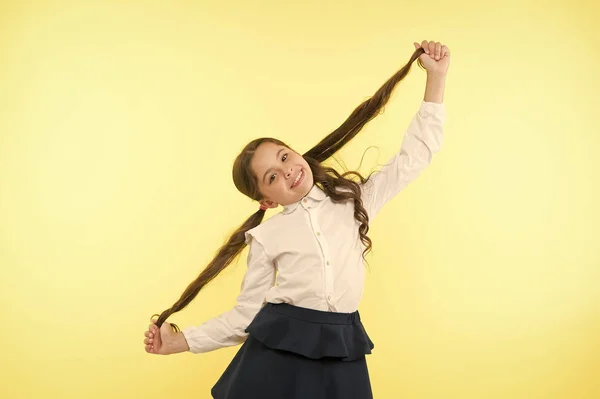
[413,40,450,75]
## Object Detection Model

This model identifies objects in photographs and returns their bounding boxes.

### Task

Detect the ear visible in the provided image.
[259,199,278,209]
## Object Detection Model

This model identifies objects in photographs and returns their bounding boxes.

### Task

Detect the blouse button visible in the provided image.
[317,232,321,236]
[326,261,330,265]
[327,294,332,300]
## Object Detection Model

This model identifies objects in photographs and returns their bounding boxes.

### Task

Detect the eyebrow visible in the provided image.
[262,148,285,184]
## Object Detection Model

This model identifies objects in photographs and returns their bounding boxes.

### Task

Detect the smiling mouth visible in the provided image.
[291,169,304,188]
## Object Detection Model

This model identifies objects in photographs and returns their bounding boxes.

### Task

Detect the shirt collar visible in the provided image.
[281,184,327,215]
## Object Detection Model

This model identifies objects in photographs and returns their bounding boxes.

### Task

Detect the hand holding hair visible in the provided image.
[144,314,187,355]
[413,40,450,76]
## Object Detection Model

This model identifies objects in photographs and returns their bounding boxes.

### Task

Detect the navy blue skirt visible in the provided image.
[211,302,375,399]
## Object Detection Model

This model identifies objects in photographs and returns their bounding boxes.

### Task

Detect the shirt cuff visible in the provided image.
[420,100,446,121]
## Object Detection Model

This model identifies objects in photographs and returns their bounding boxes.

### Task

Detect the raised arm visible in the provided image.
[360,76,447,223]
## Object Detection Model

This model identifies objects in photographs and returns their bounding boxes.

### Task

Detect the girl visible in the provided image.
[143,39,450,399]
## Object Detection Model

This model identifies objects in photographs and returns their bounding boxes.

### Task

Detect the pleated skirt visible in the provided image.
[211,302,375,399]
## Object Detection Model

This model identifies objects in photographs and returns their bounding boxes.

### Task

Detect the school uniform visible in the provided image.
[181,100,446,398]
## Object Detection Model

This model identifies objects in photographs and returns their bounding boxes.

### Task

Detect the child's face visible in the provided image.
[251,142,314,208]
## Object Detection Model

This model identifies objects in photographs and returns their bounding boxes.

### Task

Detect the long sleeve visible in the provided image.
[181,235,276,354]
[360,100,446,222]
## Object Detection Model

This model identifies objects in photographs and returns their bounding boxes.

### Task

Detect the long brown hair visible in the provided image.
[152,48,428,331]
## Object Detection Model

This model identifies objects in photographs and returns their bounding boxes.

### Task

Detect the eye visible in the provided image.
[269,153,288,184]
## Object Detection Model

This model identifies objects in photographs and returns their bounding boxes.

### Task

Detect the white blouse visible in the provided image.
[182,100,446,353]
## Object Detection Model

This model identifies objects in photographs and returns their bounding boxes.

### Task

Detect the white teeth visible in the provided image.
[292,170,302,187]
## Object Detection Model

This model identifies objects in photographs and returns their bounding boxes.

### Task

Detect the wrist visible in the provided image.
[426,71,447,79]
[424,72,446,104]
[165,332,190,355]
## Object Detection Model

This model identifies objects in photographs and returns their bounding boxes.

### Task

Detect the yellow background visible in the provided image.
[1,1,599,398]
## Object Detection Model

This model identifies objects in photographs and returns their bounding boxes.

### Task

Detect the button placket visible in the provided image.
[324,258,334,303]
[319,233,334,304]
[308,211,334,304]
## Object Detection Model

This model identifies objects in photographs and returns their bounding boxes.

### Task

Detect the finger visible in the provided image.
[429,41,435,57]
[442,45,450,57]
[435,42,441,60]
[421,40,429,54]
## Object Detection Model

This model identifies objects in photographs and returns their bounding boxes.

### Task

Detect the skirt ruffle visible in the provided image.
[244,302,374,361]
